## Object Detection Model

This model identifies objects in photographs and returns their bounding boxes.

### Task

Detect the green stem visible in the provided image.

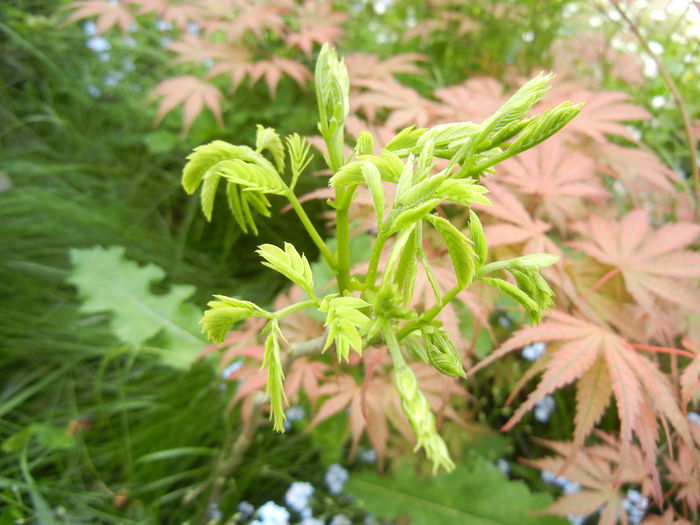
[273,299,319,319]
[397,284,462,340]
[285,189,337,269]
[335,188,352,293]
[383,322,407,368]
[364,231,388,290]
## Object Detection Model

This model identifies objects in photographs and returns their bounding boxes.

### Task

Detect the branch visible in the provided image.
[605,0,700,214]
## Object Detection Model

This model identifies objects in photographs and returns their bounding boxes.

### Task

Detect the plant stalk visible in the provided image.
[285,189,337,269]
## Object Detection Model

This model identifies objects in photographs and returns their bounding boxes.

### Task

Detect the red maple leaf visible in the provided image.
[63,0,134,33]
[569,210,700,316]
[150,76,223,134]
[469,310,696,500]
[498,136,608,231]
[475,181,560,255]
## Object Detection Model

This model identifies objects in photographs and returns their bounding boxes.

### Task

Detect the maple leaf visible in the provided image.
[498,137,608,231]
[523,436,649,525]
[475,181,560,255]
[664,442,700,516]
[569,210,700,316]
[469,310,695,499]
[308,349,464,465]
[402,11,480,46]
[284,0,348,57]
[150,76,223,134]
[63,0,134,33]
[352,78,440,131]
[545,86,650,143]
[127,0,203,29]
[168,35,240,65]
[344,53,427,83]
[594,142,680,200]
[641,509,694,525]
[208,3,287,41]
[247,56,312,96]
[434,77,507,124]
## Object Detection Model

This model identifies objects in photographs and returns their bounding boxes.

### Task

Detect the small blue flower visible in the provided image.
[498,315,512,328]
[562,480,580,495]
[203,57,214,69]
[330,514,352,525]
[160,37,173,48]
[237,500,255,519]
[325,464,349,495]
[623,489,649,525]
[541,470,567,487]
[187,21,201,35]
[359,447,377,464]
[82,20,97,36]
[123,36,136,48]
[300,518,324,525]
[98,52,110,62]
[123,59,135,72]
[86,36,111,53]
[567,515,585,525]
[128,21,137,33]
[496,459,510,475]
[221,360,243,379]
[207,503,223,521]
[103,70,124,87]
[257,501,290,525]
[522,341,546,361]
[285,481,313,513]
[86,84,101,98]
[286,405,305,422]
[534,395,555,423]
[155,19,173,32]
[688,411,700,426]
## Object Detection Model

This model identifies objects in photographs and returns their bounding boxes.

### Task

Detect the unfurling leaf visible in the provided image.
[330,151,404,186]
[201,297,266,344]
[361,161,385,226]
[262,322,287,432]
[257,243,315,297]
[481,277,542,323]
[509,102,583,155]
[393,363,455,473]
[315,43,350,137]
[355,131,374,156]
[384,198,442,236]
[385,125,426,155]
[427,214,475,288]
[425,330,466,378]
[285,133,313,190]
[319,294,371,362]
[468,210,487,266]
[184,140,285,230]
[481,72,553,140]
[182,140,247,194]
[435,178,491,207]
[255,125,285,172]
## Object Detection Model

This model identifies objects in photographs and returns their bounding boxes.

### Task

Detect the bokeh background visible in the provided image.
[1,0,699,523]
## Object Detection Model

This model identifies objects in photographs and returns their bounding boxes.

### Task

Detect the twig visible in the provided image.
[605,0,700,214]
[198,335,327,520]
